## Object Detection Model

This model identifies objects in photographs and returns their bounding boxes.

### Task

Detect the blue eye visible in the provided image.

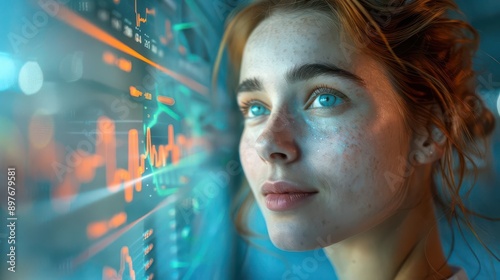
[239,100,270,118]
[309,87,347,109]
[249,104,269,117]
[321,94,338,106]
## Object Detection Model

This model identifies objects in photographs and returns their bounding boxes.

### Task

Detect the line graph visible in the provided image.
[55,5,208,95]
[135,0,155,27]
[102,246,136,280]
[52,115,184,212]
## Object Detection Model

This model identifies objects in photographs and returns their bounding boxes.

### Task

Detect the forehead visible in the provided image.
[239,11,356,82]
[238,10,404,115]
[250,10,336,39]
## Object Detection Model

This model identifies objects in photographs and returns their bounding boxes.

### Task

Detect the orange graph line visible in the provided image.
[87,212,127,239]
[55,5,208,95]
[52,116,184,212]
[145,122,180,168]
[102,246,136,280]
[135,0,155,27]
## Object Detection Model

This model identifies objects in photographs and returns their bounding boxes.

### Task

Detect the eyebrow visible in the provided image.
[236,63,365,95]
[236,77,263,95]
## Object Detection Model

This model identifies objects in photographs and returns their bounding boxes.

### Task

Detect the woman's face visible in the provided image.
[238,11,414,251]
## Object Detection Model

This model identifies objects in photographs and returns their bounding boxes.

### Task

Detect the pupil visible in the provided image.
[319,94,335,106]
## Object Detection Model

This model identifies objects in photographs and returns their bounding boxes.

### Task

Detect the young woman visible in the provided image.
[214,0,497,279]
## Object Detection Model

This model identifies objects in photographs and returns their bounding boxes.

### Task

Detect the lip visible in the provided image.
[262,181,318,211]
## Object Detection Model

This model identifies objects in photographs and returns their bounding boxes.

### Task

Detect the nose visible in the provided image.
[255,112,299,164]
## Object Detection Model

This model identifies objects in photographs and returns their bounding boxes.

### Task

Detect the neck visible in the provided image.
[323,181,452,280]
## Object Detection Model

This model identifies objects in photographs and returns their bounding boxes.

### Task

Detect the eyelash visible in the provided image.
[238,85,348,117]
[238,99,262,117]
[305,84,348,109]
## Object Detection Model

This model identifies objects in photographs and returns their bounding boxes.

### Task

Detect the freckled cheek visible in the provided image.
[304,132,362,202]
[341,143,381,184]
[334,135,398,208]
[323,129,364,174]
[317,129,378,202]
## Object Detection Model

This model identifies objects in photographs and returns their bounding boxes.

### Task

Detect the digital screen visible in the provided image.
[0,0,241,279]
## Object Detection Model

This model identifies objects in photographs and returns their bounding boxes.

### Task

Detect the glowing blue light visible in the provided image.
[168,208,176,217]
[181,227,190,238]
[170,261,188,268]
[0,53,17,91]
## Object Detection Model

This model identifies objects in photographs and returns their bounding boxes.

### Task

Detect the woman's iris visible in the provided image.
[250,104,268,116]
[319,94,337,107]
[311,93,343,108]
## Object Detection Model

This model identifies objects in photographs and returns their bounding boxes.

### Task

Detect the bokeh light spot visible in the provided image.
[19,61,44,95]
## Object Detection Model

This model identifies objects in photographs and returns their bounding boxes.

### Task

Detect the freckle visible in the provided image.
[335,225,339,230]
[368,204,371,208]
[322,219,326,226]
[352,259,356,264]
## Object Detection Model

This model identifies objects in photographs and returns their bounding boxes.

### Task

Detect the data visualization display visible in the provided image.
[0,0,241,279]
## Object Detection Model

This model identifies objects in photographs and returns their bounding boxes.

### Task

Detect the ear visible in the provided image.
[411,108,447,165]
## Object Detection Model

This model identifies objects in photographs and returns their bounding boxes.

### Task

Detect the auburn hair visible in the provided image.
[213,0,497,260]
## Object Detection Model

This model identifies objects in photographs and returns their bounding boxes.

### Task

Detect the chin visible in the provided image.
[268,232,314,251]
[265,217,359,251]
[267,226,341,251]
